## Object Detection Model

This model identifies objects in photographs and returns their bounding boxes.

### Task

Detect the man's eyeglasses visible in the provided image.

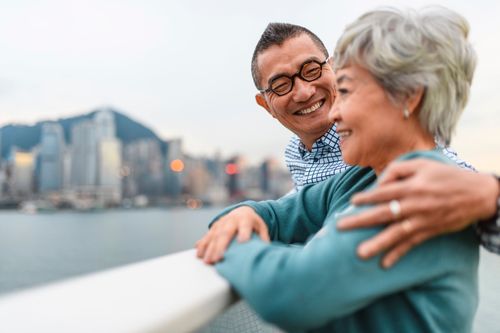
[259,57,330,96]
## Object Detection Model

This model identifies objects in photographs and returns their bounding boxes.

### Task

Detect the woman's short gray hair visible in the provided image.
[333,6,477,144]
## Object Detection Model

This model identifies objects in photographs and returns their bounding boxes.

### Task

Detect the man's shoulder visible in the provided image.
[284,135,301,159]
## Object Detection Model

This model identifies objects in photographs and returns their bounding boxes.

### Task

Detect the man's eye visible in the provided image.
[304,67,320,77]
[337,88,349,95]
[272,81,290,93]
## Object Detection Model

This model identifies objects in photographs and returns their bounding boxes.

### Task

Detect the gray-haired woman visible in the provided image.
[208,7,478,333]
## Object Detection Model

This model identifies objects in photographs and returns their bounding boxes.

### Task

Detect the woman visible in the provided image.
[209,7,478,333]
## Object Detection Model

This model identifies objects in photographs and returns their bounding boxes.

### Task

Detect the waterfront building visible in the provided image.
[225,155,247,200]
[70,120,98,194]
[7,147,35,198]
[0,166,5,199]
[165,139,184,198]
[203,152,228,204]
[94,110,122,204]
[123,139,164,198]
[0,127,3,167]
[184,157,211,198]
[260,158,293,198]
[97,138,122,204]
[38,122,65,193]
[61,147,72,191]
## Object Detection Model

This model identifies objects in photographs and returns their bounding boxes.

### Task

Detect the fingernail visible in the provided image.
[337,219,351,229]
[358,244,371,258]
[382,258,394,269]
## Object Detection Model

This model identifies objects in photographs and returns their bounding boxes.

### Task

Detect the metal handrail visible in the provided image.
[0,249,236,333]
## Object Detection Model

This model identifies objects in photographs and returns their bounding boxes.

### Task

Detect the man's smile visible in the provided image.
[294,99,325,115]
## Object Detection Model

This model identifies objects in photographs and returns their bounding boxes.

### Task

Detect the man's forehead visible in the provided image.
[257,35,326,81]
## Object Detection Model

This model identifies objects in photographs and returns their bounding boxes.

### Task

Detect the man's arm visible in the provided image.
[337,159,500,267]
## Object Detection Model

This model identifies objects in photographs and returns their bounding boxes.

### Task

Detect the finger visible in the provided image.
[195,234,211,258]
[351,182,407,205]
[211,226,239,263]
[237,222,254,242]
[203,238,218,264]
[257,224,271,242]
[357,221,411,259]
[381,230,433,268]
[377,160,423,185]
[338,204,395,230]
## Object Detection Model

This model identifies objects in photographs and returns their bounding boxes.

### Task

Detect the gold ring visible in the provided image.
[401,219,412,233]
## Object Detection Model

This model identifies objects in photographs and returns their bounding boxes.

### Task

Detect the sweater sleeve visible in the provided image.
[216,208,478,331]
[209,175,339,243]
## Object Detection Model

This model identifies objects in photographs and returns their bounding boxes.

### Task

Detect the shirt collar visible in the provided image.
[297,125,339,156]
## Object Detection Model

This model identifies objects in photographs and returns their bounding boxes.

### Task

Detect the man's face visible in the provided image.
[255,34,336,145]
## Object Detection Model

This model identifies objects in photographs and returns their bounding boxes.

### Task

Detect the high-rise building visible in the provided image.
[123,139,164,198]
[94,110,121,203]
[94,108,116,140]
[165,139,184,198]
[8,147,35,198]
[97,138,122,203]
[0,127,3,167]
[38,122,65,193]
[70,120,98,193]
[62,147,72,191]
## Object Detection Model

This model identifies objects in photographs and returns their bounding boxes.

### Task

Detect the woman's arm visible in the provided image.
[216,211,478,331]
[196,173,343,264]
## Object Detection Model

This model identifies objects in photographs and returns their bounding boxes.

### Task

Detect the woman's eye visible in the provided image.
[337,88,349,95]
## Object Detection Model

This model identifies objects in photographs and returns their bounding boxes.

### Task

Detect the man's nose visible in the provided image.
[291,78,315,102]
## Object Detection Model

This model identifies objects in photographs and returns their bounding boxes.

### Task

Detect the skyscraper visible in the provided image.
[165,139,183,198]
[8,147,35,198]
[38,122,65,193]
[70,119,98,193]
[94,110,122,203]
[123,139,164,198]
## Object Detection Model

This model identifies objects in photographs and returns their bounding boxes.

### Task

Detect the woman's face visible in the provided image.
[331,64,410,173]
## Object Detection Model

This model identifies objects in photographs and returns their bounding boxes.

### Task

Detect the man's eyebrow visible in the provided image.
[268,56,324,83]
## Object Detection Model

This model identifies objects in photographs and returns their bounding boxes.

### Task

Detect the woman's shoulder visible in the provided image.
[396,149,456,166]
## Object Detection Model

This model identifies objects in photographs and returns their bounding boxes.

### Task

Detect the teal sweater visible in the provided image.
[214,150,479,333]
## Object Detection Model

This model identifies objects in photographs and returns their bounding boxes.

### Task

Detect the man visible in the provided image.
[251,23,473,193]
[195,22,484,265]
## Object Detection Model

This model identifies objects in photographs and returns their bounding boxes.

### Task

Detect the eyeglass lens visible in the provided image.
[270,61,323,96]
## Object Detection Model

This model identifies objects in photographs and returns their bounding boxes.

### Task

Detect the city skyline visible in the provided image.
[1,0,499,172]
[0,109,293,209]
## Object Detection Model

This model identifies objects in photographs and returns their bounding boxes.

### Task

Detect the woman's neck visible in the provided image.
[372,131,436,176]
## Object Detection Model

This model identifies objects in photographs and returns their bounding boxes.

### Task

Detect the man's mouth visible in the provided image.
[294,100,324,115]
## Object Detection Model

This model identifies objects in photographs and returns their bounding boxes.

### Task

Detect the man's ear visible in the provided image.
[255,94,274,117]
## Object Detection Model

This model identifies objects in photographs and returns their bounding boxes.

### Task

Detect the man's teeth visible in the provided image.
[338,130,352,138]
[296,101,322,115]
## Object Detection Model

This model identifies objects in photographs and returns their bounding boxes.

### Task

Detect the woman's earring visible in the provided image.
[403,107,410,119]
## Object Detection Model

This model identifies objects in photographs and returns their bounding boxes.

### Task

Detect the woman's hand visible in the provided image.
[196,206,270,264]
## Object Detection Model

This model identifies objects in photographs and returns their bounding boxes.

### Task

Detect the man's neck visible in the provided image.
[300,130,329,151]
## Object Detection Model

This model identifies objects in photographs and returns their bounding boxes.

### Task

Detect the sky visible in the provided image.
[1,0,499,172]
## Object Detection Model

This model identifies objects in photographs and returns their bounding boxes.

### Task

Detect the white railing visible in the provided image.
[0,249,237,333]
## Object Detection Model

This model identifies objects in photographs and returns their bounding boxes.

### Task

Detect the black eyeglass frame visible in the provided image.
[258,56,330,96]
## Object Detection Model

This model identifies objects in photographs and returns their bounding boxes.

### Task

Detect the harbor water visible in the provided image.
[0,209,498,332]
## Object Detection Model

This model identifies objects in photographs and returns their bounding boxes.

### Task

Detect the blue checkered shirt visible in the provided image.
[284,125,349,191]
[284,125,499,253]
